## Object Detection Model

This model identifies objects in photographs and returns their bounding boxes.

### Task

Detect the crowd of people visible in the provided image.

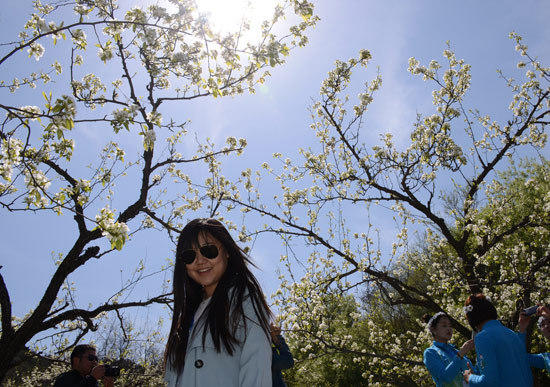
[423,294,550,386]
[54,218,549,386]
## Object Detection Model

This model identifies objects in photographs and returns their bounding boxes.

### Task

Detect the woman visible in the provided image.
[164,218,272,386]
[462,293,532,386]
[518,305,550,373]
[423,312,475,387]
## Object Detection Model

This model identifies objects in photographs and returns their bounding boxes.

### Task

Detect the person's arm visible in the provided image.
[272,335,294,371]
[516,317,547,369]
[423,347,464,383]
[526,353,547,369]
[239,299,272,387]
[468,334,499,386]
[518,312,530,335]
[467,357,481,375]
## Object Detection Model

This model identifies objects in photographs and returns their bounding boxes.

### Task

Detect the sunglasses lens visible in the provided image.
[87,355,98,362]
[180,250,196,264]
[200,245,219,259]
[180,245,219,263]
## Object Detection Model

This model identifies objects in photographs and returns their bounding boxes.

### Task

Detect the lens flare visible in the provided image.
[196,0,279,37]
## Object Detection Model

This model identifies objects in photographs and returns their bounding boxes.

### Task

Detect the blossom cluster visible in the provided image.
[95,207,130,251]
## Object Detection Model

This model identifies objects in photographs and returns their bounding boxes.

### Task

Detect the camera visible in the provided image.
[104,364,120,378]
[523,305,538,316]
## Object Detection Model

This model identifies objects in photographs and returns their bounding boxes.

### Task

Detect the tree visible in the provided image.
[0,0,317,381]
[4,314,167,386]
[282,293,365,386]
[212,35,549,384]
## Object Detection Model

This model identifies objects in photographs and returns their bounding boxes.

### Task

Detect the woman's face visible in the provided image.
[185,232,228,298]
[431,317,453,343]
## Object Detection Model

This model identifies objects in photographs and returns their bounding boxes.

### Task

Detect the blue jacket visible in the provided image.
[469,320,532,386]
[165,295,272,387]
[423,341,474,387]
[272,335,294,387]
[527,352,550,372]
[517,332,550,372]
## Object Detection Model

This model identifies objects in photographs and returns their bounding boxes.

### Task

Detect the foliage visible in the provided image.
[275,159,550,385]
[0,0,317,381]
[282,294,366,386]
[213,35,549,384]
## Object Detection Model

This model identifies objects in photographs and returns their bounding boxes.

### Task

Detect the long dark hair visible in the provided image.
[164,218,272,373]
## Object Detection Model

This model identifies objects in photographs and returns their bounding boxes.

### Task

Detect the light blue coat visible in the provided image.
[468,320,532,386]
[423,341,474,387]
[165,295,272,387]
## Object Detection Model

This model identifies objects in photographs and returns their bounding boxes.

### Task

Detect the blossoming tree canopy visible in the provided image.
[0,0,317,382]
[213,35,549,384]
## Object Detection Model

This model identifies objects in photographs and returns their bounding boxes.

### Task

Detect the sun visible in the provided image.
[195,0,280,37]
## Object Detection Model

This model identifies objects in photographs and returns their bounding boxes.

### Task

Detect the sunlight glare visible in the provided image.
[196,0,280,38]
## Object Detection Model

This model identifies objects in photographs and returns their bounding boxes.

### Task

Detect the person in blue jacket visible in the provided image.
[270,324,294,387]
[518,305,550,373]
[164,218,273,387]
[462,293,533,386]
[422,311,475,387]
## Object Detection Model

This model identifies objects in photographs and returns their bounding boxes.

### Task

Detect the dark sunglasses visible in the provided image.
[86,354,99,362]
[179,244,219,264]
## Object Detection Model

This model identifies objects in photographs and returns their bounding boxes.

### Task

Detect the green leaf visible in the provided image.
[113,238,124,251]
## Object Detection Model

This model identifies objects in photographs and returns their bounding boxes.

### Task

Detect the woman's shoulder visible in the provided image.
[474,325,503,346]
[229,285,266,310]
[241,290,267,322]
[423,344,439,359]
[423,344,445,368]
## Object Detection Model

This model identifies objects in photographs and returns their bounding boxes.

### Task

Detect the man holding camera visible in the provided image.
[53,344,114,387]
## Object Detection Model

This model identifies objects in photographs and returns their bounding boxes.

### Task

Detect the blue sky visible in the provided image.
[1,0,549,346]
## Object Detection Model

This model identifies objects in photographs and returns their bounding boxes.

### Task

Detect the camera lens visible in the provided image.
[104,365,120,378]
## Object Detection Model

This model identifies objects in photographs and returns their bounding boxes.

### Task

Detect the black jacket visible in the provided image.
[53,370,98,387]
[272,335,294,387]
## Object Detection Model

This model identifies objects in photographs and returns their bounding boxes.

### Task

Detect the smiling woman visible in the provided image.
[164,218,273,386]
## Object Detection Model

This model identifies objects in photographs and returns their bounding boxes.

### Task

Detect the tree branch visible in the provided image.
[0,268,15,340]
[41,293,172,331]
